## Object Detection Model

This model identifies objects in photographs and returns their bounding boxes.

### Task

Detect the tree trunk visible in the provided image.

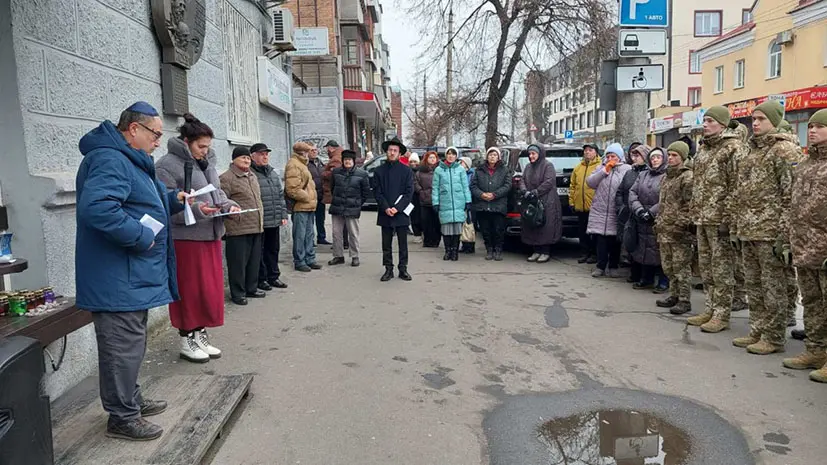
[484,95,501,149]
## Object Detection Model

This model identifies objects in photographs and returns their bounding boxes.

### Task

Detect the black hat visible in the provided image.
[341,149,357,160]
[249,143,271,154]
[232,146,251,160]
[583,143,599,151]
[324,140,340,148]
[381,137,407,155]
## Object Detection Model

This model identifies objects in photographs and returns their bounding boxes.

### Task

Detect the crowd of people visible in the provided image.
[71,99,827,442]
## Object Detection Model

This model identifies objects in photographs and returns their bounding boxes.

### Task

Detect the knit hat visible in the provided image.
[604,142,625,162]
[778,120,792,133]
[753,100,784,128]
[527,144,542,154]
[232,146,251,160]
[341,149,356,160]
[809,109,827,126]
[408,152,420,163]
[667,141,690,160]
[486,147,501,158]
[460,157,473,170]
[705,106,731,127]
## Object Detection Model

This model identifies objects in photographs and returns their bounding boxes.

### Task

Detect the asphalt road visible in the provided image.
[143,212,826,465]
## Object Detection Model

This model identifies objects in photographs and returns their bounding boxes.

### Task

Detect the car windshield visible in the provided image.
[364,156,387,174]
[518,149,582,173]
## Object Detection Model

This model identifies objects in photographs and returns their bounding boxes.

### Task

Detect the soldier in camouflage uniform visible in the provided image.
[782,109,827,383]
[655,141,694,315]
[727,122,751,313]
[731,100,800,355]
[777,119,803,328]
[686,106,741,333]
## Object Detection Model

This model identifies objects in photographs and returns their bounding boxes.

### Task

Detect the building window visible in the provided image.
[578,113,585,130]
[221,0,260,144]
[734,60,745,88]
[714,66,724,93]
[742,9,752,25]
[344,40,359,65]
[606,111,614,124]
[598,110,604,126]
[689,50,702,74]
[688,87,702,106]
[695,11,722,37]
[587,110,594,128]
[553,120,559,134]
[768,41,782,78]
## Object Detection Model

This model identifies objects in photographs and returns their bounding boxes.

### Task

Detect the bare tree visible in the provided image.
[404,72,488,146]
[406,0,614,148]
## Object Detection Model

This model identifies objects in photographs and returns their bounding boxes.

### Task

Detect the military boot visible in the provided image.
[669,301,692,315]
[809,366,827,383]
[731,300,749,312]
[656,296,679,308]
[746,340,785,355]
[732,334,760,348]
[700,318,729,333]
[783,352,827,370]
[686,311,713,326]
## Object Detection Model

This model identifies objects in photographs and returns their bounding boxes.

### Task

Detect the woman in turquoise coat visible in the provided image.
[432,147,472,261]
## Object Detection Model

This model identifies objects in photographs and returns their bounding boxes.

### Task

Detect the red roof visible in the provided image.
[696,21,756,52]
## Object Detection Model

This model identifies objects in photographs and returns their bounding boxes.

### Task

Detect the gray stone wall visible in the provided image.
[1,0,292,399]
[292,86,344,143]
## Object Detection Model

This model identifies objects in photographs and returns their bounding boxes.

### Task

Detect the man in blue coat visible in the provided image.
[373,137,414,282]
[75,102,186,441]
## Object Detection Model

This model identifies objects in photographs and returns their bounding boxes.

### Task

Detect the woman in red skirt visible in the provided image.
[156,114,239,363]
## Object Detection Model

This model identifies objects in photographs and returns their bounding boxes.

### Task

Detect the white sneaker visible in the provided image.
[180,334,210,363]
[536,254,550,263]
[527,253,540,262]
[413,236,423,244]
[195,329,222,359]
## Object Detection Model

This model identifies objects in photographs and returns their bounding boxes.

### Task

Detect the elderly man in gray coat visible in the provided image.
[250,143,289,291]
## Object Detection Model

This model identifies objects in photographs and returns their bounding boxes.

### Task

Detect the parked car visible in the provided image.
[361,154,388,208]
[503,144,584,239]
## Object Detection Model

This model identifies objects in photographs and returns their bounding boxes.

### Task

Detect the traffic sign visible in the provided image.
[564,130,574,139]
[618,29,667,57]
[616,64,665,92]
[619,0,669,28]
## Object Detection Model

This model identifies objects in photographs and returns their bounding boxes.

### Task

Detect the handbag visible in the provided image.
[520,193,546,229]
[461,211,476,243]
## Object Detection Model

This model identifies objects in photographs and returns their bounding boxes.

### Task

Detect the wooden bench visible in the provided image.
[0,298,92,347]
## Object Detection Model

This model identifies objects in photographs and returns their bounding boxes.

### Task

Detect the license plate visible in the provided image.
[557,187,569,196]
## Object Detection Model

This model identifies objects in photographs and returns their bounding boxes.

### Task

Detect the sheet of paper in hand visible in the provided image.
[184,184,218,225]
[211,208,259,218]
[140,214,165,236]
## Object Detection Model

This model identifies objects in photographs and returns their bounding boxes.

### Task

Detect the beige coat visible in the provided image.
[285,152,318,212]
[219,164,264,236]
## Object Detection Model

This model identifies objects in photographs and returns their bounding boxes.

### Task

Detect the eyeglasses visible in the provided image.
[138,122,163,141]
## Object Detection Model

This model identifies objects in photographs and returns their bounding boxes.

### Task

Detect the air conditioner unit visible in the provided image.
[777,30,794,45]
[271,7,296,51]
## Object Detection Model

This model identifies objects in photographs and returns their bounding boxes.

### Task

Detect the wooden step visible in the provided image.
[51,374,253,465]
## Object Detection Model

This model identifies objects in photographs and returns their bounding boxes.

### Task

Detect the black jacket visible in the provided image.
[329,166,370,218]
[615,164,647,236]
[373,160,414,228]
[470,162,511,215]
[308,158,325,198]
[251,163,288,228]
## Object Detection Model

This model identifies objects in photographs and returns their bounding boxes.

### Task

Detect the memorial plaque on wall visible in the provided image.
[162,63,189,116]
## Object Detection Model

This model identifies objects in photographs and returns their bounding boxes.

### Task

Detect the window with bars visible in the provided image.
[221,0,260,144]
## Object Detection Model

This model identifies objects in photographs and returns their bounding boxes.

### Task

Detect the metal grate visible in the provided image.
[272,10,285,42]
[221,0,261,144]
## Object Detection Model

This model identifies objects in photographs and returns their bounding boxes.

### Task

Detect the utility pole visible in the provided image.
[615,57,650,146]
[510,86,516,143]
[423,73,428,121]
[446,4,454,146]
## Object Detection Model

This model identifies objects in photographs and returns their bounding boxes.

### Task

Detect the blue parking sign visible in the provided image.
[619,0,669,28]
[564,130,573,139]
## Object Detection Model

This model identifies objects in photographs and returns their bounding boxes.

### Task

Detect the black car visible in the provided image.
[361,155,387,208]
[503,144,583,239]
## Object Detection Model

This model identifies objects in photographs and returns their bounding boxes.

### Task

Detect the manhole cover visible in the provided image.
[483,388,754,465]
[537,410,689,464]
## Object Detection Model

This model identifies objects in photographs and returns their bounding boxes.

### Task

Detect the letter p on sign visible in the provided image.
[630,0,650,20]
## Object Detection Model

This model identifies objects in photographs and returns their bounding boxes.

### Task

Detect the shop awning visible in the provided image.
[343,89,381,120]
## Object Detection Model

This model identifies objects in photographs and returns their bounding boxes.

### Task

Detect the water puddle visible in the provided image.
[537,410,690,464]
[545,296,570,328]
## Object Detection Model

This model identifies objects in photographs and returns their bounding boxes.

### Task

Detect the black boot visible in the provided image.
[493,247,503,261]
[485,247,494,260]
[380,267,394,282]
[443,239,451,260]
[791,329,806,341]
[398,267,412,281]
[451,237,459,261]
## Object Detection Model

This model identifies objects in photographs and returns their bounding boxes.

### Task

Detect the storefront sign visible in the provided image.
[293,27,330,56]
[727,87,827,118]
[649,116,674,133]
[681,110,705,129]
[257,57,292,114]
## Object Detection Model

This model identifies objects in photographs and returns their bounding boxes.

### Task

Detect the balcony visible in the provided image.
[340,0,365,25]
[343,65,374,93]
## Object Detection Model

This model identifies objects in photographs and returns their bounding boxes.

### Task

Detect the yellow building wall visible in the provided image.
[702,0,827,107]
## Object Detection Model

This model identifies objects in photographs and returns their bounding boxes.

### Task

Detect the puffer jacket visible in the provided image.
[307,157,324,199]
[219,164,264,236]
[629,151,667,266]
[689,131,742,226]
[251,162,288,228]
[587,154,631,236]
[790,143,827,268]
[470,161,511,215]
[322,149,343,204]
[657,165,694,244]
[569,156,601,212]
[329,166,370,218]
[414,165,437,206]
[615,163,648,237]
[733,131,801,241]
[432,161,472,224]
[284,152,318,212]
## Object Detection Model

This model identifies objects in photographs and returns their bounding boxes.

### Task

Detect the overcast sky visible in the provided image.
[381,0,419,91]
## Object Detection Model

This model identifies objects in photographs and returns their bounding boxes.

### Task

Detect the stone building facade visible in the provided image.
[0,0,293,399]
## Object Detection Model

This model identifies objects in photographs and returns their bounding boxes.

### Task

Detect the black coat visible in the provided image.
[373,160,414,228]
[329,166,370,218]
[308,158,325,198]
[615,164,647,237]
[251,163,288,228]
[470,162,511,215]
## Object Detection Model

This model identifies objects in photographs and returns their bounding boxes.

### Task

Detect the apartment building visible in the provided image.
[284,0,396,156]
[698,0,827,145]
